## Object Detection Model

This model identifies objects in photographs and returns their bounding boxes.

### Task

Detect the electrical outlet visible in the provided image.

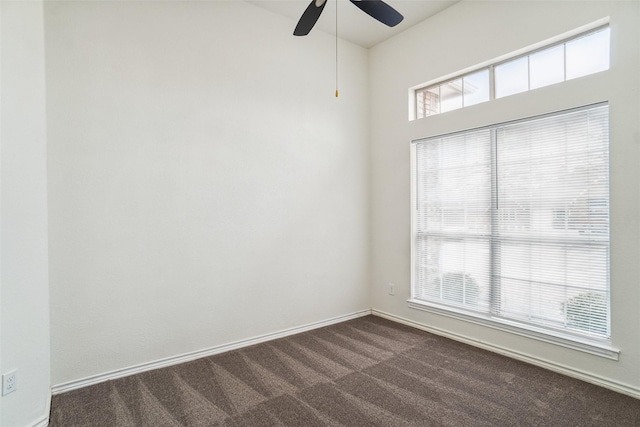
[2,370,17,395]
[388,283,395,296]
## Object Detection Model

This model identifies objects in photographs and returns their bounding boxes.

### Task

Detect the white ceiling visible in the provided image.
[246,0,460,49]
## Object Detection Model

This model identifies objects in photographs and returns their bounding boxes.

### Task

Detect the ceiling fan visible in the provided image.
[293,0,404,36]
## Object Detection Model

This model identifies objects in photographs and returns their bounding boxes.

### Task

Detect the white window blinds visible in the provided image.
[412,103,610,342]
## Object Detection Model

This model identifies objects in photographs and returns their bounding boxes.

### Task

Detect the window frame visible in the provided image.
[413,24,610,120]
[409,102,619,360]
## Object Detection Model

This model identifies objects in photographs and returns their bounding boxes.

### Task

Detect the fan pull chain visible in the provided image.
[335,0,339,97]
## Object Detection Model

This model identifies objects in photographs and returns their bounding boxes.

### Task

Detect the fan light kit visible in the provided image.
[293,0,404,97]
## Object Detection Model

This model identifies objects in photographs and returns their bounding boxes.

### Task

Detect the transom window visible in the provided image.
[410,104,610,349]
[414,26,610,119]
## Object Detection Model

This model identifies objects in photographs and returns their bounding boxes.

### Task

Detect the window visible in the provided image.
[416,69,491,118]
[414,26,610,119]
[410,104,610,349]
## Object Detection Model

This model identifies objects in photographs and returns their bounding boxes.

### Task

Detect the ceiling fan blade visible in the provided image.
[294,0,328,36]
[349,0,404,27]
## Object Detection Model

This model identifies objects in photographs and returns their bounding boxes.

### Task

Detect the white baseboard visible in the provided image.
[31,417,49,427]
[52,309,372,395]
[30,387,51,427]
[51,307,640,401]
[372,309,640,400]
[32,414,49,427]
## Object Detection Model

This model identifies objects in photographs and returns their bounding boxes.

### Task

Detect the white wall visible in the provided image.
[370,1,640,396]
[1,1,51,426]
[42,0,640,406]
[45,1,371,386]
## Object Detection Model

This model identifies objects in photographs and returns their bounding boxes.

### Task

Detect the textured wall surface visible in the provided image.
[370,0,640,396]
[46,1,371,386]
[1,1,51,426]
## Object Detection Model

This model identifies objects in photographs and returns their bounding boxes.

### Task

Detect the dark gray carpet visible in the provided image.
[49,315,640,426]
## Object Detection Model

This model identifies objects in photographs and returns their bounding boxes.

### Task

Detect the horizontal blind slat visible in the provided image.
[413,103,610,341]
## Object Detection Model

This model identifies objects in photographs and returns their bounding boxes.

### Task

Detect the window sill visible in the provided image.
[407,298,620,360]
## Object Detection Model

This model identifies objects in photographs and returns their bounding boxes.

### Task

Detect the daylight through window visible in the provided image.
[415,26,610,119]
[411,104,610,345]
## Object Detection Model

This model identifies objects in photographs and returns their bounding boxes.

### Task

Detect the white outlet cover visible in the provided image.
[2,370,17,395]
